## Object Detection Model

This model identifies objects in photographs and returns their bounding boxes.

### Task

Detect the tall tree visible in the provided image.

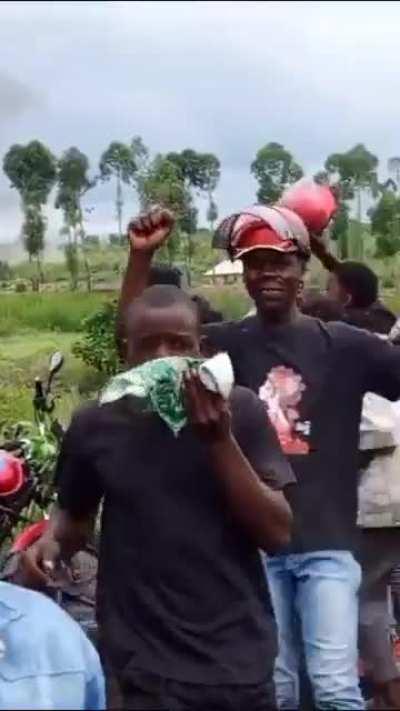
[63,239,79,291]
[207,198,218,231]
[99,142,137,239]
[199,153,220,226]
[137,155,190,265]
[3,141,57,282]
[314,170,330,185]
[22,206,46,285]
[167,149,220,198]
[325,144,378,259]
[55,147,96,292]
[371,190,400,259]
[166,149,220,275]
[251,142,303,204]
[131,136,149,170]
[388,157,400,192]
[330,203,350,259]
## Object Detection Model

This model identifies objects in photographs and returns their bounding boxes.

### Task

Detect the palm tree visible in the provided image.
[388,157,400,192]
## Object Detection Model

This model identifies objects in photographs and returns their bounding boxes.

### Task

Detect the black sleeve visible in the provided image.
[362,331,400,400]
[201,321,237,359]
[230,386,296,490]
[55,407,104,518]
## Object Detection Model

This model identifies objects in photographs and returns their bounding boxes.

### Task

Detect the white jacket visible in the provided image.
[358,394,400,528]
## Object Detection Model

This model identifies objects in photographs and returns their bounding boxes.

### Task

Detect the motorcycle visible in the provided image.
[0,352,98,645]
[0,351,65,549]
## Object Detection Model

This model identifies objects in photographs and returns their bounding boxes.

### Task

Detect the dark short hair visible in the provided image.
[128,284,199,328]
[335,261,378,309]
[190,294,224,324]
[148,264,183,288]
[301,293,345,322]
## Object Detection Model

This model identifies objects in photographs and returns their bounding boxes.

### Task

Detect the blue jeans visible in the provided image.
[265,552,364,710]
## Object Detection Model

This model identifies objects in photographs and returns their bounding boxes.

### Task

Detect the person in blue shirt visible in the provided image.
[0,579,104,710]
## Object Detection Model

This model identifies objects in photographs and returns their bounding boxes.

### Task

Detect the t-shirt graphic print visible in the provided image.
[258,365,310,455]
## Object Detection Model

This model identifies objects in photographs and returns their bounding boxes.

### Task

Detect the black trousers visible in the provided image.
[357,528,400,684]
[118,670,277,711]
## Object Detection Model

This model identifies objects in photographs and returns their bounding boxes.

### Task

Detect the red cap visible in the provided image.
[235,225,299,258]
[213,204,310,260]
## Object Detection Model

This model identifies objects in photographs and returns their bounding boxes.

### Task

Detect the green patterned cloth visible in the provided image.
[100,356,202,435]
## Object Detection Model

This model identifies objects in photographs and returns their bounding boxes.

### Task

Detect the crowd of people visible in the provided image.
[3,195,400,710]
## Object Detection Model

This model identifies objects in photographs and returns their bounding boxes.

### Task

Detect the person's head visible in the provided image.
[327,261,378,309]
[242,248,308,320]
[190,294,224,325]
[301,293,345,322]
[214,205,311,322]
[125,285,201,366]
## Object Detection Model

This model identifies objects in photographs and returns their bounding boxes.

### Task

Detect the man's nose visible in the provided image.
[155,341,171,358]
[260,266,281,278]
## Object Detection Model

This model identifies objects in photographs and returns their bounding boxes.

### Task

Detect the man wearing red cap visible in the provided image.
[112,198,400,711]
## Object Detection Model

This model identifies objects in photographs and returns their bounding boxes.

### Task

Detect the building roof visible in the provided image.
[205,259,243,276]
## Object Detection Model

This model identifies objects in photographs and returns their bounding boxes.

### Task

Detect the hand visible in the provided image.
[17,535,62,591]
[184,370,231,443]
[127,206,175,253]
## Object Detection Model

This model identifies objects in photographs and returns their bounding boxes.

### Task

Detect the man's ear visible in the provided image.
[343,291,352,307]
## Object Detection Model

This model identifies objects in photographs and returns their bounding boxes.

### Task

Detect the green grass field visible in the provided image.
[0,330,105,425]
[0,292,111,335]
[0,285,251,426]
[1,280,399,428]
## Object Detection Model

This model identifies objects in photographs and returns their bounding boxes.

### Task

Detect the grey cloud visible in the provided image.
[1,0,400,242]
[0,72,42,122]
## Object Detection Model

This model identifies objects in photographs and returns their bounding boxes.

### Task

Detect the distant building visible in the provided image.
[205,259,243,284]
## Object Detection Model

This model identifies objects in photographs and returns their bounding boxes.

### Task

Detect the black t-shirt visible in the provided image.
[56,386,294,685]
[344,301,396,335]
[205,314,400,554]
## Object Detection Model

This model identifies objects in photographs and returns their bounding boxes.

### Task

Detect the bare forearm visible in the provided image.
[311,238,341,273]
[209,435,292,552]
[50,507,94,561]
[116,248,153,356]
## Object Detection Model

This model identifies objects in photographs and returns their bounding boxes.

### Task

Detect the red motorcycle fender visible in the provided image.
[11,520,49,553]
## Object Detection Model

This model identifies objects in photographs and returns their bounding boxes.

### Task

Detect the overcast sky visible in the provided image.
[1,0,400,243]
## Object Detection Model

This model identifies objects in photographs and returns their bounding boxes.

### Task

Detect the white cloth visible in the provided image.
[358,390,400,528]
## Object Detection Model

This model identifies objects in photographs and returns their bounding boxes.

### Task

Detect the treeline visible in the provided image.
[3,138,400,289]
[2,138,220,289]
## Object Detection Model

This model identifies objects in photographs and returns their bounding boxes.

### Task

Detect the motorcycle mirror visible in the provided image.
[49,351,64,376]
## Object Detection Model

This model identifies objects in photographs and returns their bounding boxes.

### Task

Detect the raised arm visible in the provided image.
[309,233,342,273]
[184,373,294,553]
[116,208,175,358]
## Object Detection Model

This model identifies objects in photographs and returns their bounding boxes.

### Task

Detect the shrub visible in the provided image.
[72,300,120,375]
[15,279,27,293]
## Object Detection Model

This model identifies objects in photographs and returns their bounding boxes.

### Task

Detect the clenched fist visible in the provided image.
[127,206,175,253]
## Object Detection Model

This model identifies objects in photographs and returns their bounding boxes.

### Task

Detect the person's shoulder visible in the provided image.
[70,399,99,425]
[204,315,258,344]
[324,319,385,345]
[66,399,101,440]
[299,314,374,345]
[0,582,95,668]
